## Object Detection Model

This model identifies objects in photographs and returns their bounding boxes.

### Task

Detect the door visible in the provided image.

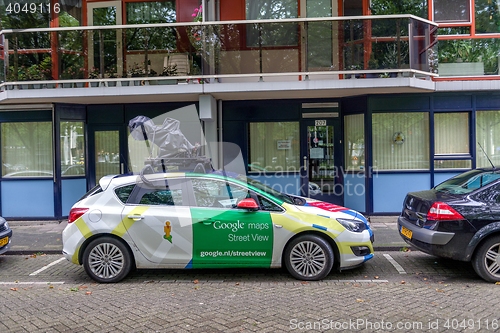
[301,117,343,205]
[189,177,274,268]
[121,178,193,266]
[89,126,128,187]
[87,1,123,78]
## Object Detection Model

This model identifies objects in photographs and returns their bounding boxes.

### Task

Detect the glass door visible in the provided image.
[301,118,343,205]
[87,1,123,78]
[89,126,128,187]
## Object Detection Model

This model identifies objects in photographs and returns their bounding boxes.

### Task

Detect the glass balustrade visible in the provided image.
[0,16,439,88]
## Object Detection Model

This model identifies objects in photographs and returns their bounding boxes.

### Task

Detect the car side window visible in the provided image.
[192,178,250,208]
[474,183,500,204]
[128,179,186,206]
[257,195,283,212]
[115,184,135,203]
[139,188,183,205]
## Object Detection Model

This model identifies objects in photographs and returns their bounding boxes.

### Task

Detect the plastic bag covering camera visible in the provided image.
[127,105,245,177]
[129,115,196,159]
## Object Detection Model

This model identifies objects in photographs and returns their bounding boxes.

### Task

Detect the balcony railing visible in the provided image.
[0,15,439,90]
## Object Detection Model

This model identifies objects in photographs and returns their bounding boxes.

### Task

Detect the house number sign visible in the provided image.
[315,120,327,126]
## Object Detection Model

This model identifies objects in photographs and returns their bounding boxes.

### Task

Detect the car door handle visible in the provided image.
[127,215,144,221]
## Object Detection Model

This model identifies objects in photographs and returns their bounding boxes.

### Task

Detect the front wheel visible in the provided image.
[284,235,334,281]
[82,236,132,283]
[472,236,500,282]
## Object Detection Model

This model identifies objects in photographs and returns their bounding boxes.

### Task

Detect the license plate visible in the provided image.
[400,226,413,240]
[0,236,8,247]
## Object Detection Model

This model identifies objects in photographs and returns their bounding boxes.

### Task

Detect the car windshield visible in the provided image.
[435,169,500,194]
[245,178,294,204]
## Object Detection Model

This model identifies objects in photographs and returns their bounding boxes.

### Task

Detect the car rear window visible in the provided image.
[77,184,103,202]
[435,170,500,194]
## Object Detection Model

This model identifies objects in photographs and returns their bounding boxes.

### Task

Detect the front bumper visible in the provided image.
[0,228,12,255]
[336,229,374,269]
[398,217,469,260]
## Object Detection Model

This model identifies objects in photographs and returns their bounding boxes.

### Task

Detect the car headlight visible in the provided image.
[336,218,366,232]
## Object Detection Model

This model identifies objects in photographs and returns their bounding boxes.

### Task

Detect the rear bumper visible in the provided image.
[398,217,469,260]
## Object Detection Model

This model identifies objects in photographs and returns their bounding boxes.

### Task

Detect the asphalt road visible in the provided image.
[1,251,499,333]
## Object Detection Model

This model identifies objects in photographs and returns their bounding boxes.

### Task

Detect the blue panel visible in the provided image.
[343,174,365,212]
[373,173,431,213]
[1,180,54,217]
[248,174,302,195]
[434,172,461,187]
[62,178,87,216]
[434,95,472,109]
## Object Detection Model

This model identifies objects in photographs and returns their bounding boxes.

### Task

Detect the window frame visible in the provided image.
[432,0,473,26]
[433,111,472,170]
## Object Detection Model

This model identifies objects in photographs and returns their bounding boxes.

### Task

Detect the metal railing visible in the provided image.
[0,15,439,90]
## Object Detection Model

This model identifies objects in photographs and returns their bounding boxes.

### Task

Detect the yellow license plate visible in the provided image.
[0,236,8,247]
[400,226,412,240]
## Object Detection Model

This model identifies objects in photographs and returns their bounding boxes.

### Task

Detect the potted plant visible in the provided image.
[88,67,100,87]
[128,62,146,86]
[105,67,118,87]
[366,56,380,78]
[157,63,178,85]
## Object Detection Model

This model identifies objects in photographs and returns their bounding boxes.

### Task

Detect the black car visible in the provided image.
[0,217,12,255]
[398,168,500,282]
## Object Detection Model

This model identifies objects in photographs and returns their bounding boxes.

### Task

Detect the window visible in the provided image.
[61,121,85,177]
[245,0,298,47]
[476,110,500,168]
[433,0,471,23]
[249,122,300,172]
[115,185,135,204]
[126,1,176,24]
[475,0,500,34]
[192,178,250,208]
[344,114,364,171]
[2,122,53,177]
[435,113,469,154]
[372,112,429,170]
[125,1,177,52]
[139,188,183,205]
[257,195,283,212]
[434,112,471,169]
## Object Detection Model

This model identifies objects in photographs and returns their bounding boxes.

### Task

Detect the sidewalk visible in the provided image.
[4,216,406,255]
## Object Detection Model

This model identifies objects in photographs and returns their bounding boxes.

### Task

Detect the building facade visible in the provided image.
[0,0,500,219]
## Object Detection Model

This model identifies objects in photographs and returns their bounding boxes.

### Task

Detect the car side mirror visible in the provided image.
[236,198,259,211]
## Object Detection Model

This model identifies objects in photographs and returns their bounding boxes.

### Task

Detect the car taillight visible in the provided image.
[68,208,89,223]
[427,202,464,221]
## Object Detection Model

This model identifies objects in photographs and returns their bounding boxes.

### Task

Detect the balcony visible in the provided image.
[0,15,439,103]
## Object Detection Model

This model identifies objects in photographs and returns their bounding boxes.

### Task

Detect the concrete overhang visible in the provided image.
[435,79,500,92]
[0,77,436,106]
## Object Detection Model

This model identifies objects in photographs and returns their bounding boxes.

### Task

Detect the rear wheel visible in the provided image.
[82,236,132,283]
[284,235,334,281]
[472,236,500,282]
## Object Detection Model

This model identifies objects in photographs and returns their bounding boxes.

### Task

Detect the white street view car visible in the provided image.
[62,172,374,283]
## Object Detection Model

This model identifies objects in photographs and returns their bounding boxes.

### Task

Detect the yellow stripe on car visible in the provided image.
[113,206,150,237]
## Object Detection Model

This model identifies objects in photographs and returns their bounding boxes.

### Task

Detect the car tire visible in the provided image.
[82,236,132,283]
[472,236,500,283]
[284,234,334,281]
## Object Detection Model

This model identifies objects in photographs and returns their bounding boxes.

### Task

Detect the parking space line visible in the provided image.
[0,281,65,285]
[29,257,66,276]
[383,253,407,274]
